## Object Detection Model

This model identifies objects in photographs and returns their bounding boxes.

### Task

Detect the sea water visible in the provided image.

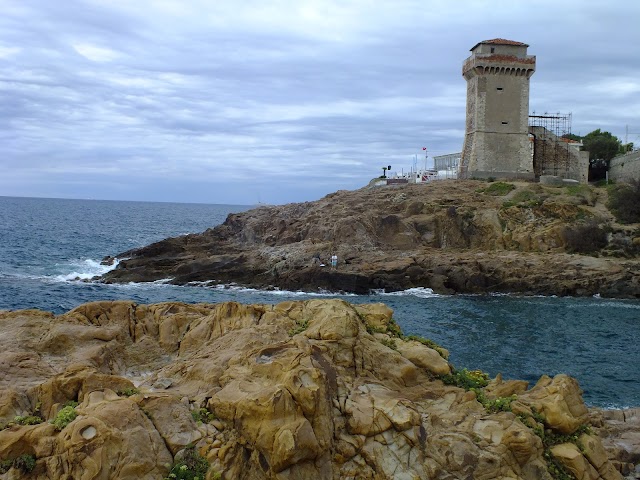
[1,196,638,409]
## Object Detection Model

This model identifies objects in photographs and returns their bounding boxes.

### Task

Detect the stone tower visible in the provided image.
[460,39,536,179]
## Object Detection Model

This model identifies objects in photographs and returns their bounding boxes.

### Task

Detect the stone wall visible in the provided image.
[609,150,640,183]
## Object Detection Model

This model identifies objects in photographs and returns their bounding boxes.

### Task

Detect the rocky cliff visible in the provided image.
[0,300,636,479]
[100,180,640,298]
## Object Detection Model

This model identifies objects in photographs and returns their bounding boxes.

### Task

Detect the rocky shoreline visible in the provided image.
[1,299,638,479]
[100,180,640,298]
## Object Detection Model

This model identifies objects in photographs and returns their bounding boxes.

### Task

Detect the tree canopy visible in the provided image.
[581,129,622,163]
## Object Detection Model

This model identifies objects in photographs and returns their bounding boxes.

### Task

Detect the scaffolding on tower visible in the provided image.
[528,112,575,178]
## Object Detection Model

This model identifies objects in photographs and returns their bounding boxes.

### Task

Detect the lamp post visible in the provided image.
[381,165,391,178]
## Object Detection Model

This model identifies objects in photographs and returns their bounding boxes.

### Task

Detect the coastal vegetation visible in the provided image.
[118,387,140,397]
[164,445,210,480]
[477,181,516,196]
[607,178,640,223]
[561,220,608,254]
[191,407,215,424]
[11,415,43,427]
[0,454,36,474]
[288,317,309,336]
[52,402,78,431]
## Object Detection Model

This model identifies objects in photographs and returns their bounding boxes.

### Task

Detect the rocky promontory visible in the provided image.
[100,180,640,297]
[1,299,637,479]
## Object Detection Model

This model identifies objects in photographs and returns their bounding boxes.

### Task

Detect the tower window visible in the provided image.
[490,47,495,53]
[502,121,509,125]
[496,87,503,91]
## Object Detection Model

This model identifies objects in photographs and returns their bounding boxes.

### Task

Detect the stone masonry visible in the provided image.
[460,39,536,180]
[610,150,640,183]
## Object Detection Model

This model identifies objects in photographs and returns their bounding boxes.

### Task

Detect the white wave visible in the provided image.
[53,258,120,282]
[598,403,636,411]
[374,287,441,299]
[204,283,356,297]
[586,301,640,310]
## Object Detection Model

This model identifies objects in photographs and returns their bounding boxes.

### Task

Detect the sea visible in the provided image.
[1,196,638,409]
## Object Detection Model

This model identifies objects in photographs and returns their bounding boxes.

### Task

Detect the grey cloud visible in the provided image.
[2,0,640,204]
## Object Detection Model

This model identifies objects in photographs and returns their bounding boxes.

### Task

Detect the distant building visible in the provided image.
[460,39,536,180]
[433,152,461,179]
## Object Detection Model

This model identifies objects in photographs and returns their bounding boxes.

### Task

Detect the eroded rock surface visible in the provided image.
[0,300,631,479]
[100,180,640,297]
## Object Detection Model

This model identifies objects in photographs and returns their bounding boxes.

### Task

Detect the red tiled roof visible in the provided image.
[484,38,527,46]
[471,38,528,50]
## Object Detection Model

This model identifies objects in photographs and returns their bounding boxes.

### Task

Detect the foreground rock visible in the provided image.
[0,300,632,479]
[100,180,640,298]
[591,408,640,478]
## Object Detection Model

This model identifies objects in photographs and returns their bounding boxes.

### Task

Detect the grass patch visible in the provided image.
[379,337,397,350]
[288,318,309,336]
[502,189,544,208]
[118,387,140,397]
[565,184,591,197]
[478,182,516,196]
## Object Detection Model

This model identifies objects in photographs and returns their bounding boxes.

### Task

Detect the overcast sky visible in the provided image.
[2,0,640,205]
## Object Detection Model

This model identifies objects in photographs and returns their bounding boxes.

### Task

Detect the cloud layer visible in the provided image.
[2,0,640,204]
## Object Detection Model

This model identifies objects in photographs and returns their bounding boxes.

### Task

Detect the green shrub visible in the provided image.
[118,387,140,397]
[0,455,37,474]
[441,368,489,390]
[365,324,386,335]
[191,408,215,424]
[288,319,309,336]
[379,337,397,350]
[479,182,516,196]
[385,318,403,337]
[165,446,209,480]
[52,405,78,431]
[13,415,43,426]
[607,179,640,223]
[13,454,36,473]
[561,221,608,253]
[473,390,515,413]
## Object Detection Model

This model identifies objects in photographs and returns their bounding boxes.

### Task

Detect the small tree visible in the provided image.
[582,129,622,181]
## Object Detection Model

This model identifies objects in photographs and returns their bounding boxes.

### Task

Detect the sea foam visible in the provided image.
[53,258,119,282]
